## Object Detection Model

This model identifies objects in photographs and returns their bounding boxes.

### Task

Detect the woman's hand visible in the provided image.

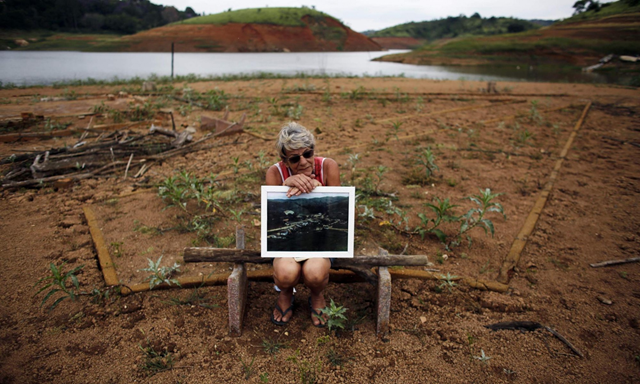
[285,175,321,197]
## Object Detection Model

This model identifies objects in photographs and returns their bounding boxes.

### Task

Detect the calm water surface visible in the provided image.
[0,50,622,86]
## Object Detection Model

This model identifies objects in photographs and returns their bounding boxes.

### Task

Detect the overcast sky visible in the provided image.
[156,0,617,31]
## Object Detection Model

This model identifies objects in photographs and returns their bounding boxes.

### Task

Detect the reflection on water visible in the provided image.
[267,196,349,253]
[0,50,628,86]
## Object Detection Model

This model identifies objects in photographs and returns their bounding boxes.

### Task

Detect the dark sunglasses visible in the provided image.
[285,149,314,164]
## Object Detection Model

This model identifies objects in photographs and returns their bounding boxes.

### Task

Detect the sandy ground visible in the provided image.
[0,77,639,383]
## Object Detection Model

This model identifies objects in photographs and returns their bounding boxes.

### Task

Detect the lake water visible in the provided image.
[0,50,623,86]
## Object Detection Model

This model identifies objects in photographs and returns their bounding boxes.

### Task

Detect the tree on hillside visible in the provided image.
[573,0,601,14]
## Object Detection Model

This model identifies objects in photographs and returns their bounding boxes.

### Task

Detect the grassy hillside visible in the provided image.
[376,1,640,69]
[372,14,539,40]
[177,7,335,27]
[559,0,640,23]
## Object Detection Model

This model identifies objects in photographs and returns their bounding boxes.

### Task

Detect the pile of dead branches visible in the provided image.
[0,125,202,189]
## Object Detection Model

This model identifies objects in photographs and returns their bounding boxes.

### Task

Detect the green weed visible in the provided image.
[415,147,439,180]
[34,262,84,311]
[438,272,459,293]
[139,344,174,375]
[287,350,321,384]
[453,189,506,249]
[240,356,256,380]
[315,299,348,332]
[415,197,458,242]
[139,256,181,289]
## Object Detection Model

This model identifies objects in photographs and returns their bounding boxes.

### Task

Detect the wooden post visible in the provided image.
[376,267,391,338]
[227,226,248,336]
[171,42,174,79]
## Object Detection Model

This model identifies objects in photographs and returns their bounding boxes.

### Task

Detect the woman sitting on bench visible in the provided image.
[265,122,340,327]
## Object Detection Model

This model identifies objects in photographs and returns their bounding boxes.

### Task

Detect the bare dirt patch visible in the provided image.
[1,78,639,383]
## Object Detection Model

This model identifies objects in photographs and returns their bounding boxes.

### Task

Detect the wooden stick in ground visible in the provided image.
[123,153,134,180]
[590,257,640,268]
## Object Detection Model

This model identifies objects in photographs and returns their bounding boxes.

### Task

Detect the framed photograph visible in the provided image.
[261,186,355,258]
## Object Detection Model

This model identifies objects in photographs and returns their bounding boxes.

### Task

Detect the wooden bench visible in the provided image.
[184,227,428,338]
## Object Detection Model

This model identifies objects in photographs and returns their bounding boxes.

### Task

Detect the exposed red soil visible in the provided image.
[376,14,640,67]
[371,37,425,50]
[120,17,382,53]
[0,78,639,383]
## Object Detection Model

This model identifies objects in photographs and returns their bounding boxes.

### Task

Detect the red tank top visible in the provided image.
[274,157,325,186]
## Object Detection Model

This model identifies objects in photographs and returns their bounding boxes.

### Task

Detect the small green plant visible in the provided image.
[286,104,304,120]
[229,208,244,222]
[347,153,360,184]
[262,337,287,355]
[326,348,351,367]
[415,147,439,180]
[372,165,388,193]
[515,129,534,146]
[92,101,107,114]
[415,197,458,242]
[259,372,269,383]
[257,150,271,169]
[34,262,84,311]
[315,299,348,332]
[165,285,217,308]
[44,118,70,132]
[139,256,181,289]
[453,189,506,249]
[231,156,240,174]
[286,350,321,384]
[438,272,458,293]
[473,349,491,365]
[529,100,543,124]
[110,241,124,258]
[139,344,174,375]
[240,356,256,380]
[389,121,403,140]
[358,205,376,222]
[316,335,331,346]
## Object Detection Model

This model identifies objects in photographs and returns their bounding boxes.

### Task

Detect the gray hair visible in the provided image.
[275,122,315,159]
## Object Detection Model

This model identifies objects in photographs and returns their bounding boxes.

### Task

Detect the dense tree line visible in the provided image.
[0,0,198,34]
[372,13,539,40]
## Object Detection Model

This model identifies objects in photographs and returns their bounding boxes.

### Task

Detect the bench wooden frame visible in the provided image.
[186,226,391,338]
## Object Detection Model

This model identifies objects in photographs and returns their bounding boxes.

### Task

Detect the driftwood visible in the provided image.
[590,257,640,268]
[200,112,246,137]
[485,321,584,358]
[182,247,429,267]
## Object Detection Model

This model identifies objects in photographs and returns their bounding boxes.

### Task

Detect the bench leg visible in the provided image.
[376,266,391,338]
[228,263,247,336]
[228,226,247,336]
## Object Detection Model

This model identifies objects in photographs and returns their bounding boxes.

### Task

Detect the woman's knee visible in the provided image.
[302,259,330,286]
[274,260,301,287]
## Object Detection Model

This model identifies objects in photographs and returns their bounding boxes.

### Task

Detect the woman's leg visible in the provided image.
[302,258,331,326]
[273,258,301,323]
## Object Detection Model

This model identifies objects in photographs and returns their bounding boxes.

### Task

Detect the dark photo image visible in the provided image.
[266,192,349,252]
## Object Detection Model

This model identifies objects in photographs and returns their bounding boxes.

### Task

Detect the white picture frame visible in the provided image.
[261,186,355,258]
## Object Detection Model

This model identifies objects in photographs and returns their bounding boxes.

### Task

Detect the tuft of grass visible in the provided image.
[240,356,256,380]
[139,344,174,375]
[262,337,288,355]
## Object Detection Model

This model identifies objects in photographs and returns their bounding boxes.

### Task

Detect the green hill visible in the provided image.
[371,14,540,41]
[177,7,335,27]
[375,0,640,71]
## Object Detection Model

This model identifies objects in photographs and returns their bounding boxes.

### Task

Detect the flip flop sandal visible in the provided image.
[271,296,294,326]
[308,297,327,328]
